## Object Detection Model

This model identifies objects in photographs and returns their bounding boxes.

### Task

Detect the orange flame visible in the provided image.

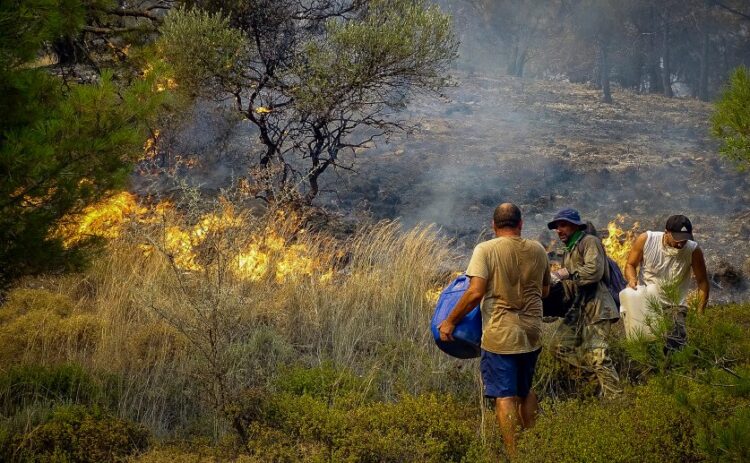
[56,192,151,247]
[57,193,330,283]
[602,215,639,270]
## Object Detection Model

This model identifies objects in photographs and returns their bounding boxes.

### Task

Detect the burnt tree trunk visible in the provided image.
[661,14,673,98]
[507,42,519,75]
[514,48,528,77]
[698,2,711,101]
[647,6,662,93]
[600,44,612,104]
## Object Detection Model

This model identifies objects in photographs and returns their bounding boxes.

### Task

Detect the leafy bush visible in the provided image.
[273,362,371,400]
[242,365,485,462]
[5,405,149,462]
[0,364,102,416]
[516,382,699,463]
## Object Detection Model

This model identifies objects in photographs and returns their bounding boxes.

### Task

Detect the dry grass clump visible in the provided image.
[0,289,102,366]
[1,199,474,436]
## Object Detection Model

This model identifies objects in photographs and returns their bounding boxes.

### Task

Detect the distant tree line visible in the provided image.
[464,0,750,103]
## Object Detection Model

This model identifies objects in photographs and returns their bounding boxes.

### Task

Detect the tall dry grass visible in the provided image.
[0,200,478,436]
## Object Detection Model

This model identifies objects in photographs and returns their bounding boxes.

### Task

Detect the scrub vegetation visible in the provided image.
[3,0,750,461]
[0,207,748,462]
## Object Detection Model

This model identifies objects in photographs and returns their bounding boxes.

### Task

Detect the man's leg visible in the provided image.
[552,281,584,368]
[496,397,521,459]
[516,348,541,428]
[585,320,622,397]
[481,350,527,459]
[519,390,538,429]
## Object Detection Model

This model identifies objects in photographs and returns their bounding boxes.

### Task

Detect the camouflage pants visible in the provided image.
[552,318,622,397]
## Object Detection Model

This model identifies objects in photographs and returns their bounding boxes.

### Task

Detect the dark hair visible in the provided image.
[493,203,522,229]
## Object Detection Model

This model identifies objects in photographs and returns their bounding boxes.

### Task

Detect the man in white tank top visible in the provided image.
[624,215,709,349]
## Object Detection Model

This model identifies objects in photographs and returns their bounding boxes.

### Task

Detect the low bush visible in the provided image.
[0,364,103,416]
[516,381,699,463]
[242,365,485,462]
[8,405,150,462]
[0,289,101,365]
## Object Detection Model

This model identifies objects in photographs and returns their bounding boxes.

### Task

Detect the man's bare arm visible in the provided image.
[438,276,486,341]
[625,233,647,289]
[692,247,709,314]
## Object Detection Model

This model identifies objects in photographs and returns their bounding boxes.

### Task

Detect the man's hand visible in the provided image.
[627,279,637,290]
[437,320,455,342]
[552,268,570,281]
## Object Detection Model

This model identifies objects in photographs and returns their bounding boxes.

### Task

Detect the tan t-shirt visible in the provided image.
[466,236,550,354]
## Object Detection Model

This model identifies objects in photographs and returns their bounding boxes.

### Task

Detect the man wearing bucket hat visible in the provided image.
[624,214,709,350]
[546,208,621,397]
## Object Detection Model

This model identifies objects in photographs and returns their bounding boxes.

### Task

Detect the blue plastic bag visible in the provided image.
[430,274,482,359]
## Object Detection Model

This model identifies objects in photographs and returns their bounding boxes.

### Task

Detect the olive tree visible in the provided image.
[158,0,458,203]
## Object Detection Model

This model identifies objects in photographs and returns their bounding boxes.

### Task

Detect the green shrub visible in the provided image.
[243,365,485,462]
[516,382,699,463]
[10,405,150,462]
[274,362,370,400]
[698,406,750,462]
[0,364,102,416]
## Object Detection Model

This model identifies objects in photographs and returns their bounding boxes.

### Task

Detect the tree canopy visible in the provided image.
[158,0,458,203]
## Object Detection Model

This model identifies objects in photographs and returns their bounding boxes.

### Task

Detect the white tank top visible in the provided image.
[640,231,697,303]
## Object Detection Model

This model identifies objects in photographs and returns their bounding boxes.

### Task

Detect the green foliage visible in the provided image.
[517,382,699,463]
[242,365,483,462]
[294,0,457,114]
[712,66,750,170]
[699,406,750,462]
[0,0,84,69]
[0,364,102,416]
[0,0,172,286]
[7,404,150,462]
[158,7,247,95]
[273,362,371,401]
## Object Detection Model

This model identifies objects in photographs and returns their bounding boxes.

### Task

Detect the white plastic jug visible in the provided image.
[619,285,662,340]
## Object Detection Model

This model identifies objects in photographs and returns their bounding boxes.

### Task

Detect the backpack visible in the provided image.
[605,257,627,311]
[579,232,627,312]
[430,274,482,359]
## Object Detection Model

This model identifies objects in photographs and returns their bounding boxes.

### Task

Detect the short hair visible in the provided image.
[493,203,522,229]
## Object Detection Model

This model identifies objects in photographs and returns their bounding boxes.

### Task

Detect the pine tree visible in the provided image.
[711,66,750,171]
[0,0,169,287]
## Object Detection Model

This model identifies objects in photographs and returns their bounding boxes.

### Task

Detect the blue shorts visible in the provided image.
[481,348,541,398]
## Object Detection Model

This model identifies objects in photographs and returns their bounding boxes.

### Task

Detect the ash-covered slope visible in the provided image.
[320,74,750,299]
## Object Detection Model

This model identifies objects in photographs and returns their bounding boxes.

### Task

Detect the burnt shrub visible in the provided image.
[9,405,150,462]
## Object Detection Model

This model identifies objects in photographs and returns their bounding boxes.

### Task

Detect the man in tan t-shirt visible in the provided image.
[438,203,550,458]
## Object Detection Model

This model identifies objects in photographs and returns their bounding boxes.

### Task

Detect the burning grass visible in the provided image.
[4,197,467,437]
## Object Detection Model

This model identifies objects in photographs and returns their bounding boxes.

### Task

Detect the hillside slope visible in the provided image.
[323,74,750,299]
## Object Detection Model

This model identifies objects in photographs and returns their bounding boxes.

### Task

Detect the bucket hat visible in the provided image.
[547,208,586,230]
